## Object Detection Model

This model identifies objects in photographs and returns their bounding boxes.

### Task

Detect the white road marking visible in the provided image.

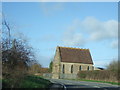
[84,84,89,85]
[93,86,100,88]
[59,83,67,90]
[66,83,73,84]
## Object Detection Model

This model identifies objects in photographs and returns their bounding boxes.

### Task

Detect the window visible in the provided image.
[71,65,73,73]
[62,64,65,73]
[79,65,82,71]
[87,66,89,70]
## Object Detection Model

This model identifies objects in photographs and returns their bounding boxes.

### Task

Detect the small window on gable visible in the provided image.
[79,65,82,71]
[71,65,73,73]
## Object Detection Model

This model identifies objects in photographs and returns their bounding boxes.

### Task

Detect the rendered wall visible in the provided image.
[60,62,93,74]
[52,47,61,79]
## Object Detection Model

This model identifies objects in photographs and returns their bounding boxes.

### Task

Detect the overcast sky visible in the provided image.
[3,2,118,68]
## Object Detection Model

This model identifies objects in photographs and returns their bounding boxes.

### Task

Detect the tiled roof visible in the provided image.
[58,46,93,64]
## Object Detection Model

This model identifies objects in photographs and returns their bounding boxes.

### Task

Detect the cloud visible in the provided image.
[111,40,118,49]
[62,32,86,46]
[40,3,64,16]
[81,17,118,41]
[62,17,118,48]
[62,19,86,46]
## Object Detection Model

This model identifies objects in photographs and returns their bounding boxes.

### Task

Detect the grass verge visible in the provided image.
[20,75,51,88]
[79,79,120,85]
[67,79,120,85]
[2,75,52,88]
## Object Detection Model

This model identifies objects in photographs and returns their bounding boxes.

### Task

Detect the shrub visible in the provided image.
[77,70,118,82]
[77,60,119,82]
[2,19,37,88]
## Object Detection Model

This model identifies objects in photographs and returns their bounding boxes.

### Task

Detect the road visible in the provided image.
[48,79,119,90]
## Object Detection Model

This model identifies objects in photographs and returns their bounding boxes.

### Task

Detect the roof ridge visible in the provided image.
[57,46,89,50]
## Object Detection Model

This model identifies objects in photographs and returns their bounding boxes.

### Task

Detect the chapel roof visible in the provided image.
[58,46,93,64]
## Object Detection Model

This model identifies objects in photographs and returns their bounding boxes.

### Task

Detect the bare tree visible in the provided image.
[2,13,11,46]
[2,15,37,88]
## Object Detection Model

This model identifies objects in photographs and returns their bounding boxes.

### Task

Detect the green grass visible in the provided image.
[3,75,52,88]
[19,75,51,88]
[67,78,120,85]
[79,79,120,85]
[2,78,14,88]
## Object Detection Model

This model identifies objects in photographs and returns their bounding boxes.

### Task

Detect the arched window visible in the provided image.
[62,64,65,73]
[71,65,73,73]
[87,66,89,70]
[79,65,82,71]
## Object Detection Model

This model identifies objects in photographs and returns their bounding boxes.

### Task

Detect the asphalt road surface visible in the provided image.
[48,79,119,90]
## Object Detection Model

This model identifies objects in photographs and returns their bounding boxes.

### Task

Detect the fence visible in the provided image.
[60,74,77,79]
[43,73,52,79]
[43,73,77,79]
